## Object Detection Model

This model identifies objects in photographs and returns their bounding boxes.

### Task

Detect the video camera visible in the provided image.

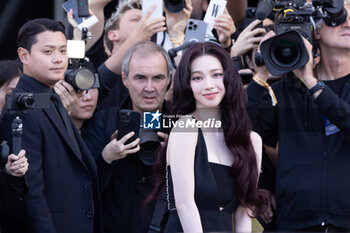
[5,93,51,115]
[0,93,51,168]
[257,0,347,76]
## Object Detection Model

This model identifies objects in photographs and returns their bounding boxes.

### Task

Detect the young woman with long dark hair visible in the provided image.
[147,42,269,232]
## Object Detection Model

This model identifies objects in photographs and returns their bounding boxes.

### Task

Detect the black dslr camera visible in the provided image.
[65,58,100,91]
[257,0,347,76]
[138,128,161,166]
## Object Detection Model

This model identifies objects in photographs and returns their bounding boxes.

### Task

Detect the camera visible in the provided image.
[258,0,347,76]
[6,93,50,114]
[65,58,100,91]
[4,93,51,156]
[65,29,100,92]
[138,128,161,166]
[164,0,185,13]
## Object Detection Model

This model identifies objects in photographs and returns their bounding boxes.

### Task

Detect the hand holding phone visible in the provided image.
[117,110,141,145]
[62,0,98,30]
[142,0,164,43]
[102,130,141,164]
[101,110,141,163]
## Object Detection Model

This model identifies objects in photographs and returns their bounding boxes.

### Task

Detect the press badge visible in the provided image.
[324,117,340,136]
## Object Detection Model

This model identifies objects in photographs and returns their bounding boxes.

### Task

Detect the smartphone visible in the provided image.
[62,0,98,29]
[142,0,163,43]
[184,19,208,43]
[142,0,163,19]
[117,110,141,145]
[77,0,89,17]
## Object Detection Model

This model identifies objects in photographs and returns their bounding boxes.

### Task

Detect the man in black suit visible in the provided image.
[0,18,102,233]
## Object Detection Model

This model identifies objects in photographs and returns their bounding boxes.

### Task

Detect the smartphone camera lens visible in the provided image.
[121,113,130,122]
[188,26,193,30]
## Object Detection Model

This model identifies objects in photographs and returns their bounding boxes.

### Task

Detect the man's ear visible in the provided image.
[122,72,128,88]
[107,30,120,43]
[18,47,29,64]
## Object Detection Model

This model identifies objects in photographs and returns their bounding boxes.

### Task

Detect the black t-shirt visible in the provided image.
[324,74,350,96]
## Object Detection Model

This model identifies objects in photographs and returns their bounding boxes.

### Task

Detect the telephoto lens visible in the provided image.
[17,93,36,109]
[64,58,99,91]
[65,67,96,91]
[138,129,161,165]
[260,30,309,76]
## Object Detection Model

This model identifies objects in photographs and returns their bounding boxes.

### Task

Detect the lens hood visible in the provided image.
[260,30,309,76]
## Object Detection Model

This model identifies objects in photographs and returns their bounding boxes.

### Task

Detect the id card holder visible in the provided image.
[324,117,340,136]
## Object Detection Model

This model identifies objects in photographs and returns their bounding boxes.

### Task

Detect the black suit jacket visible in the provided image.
[0,75,103,233]
[0,171,27,230]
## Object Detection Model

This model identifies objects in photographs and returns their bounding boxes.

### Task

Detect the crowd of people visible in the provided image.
[0,0,350,232]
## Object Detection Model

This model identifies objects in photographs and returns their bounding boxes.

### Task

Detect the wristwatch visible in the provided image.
[308,80,325,95]
[254,52,265,67]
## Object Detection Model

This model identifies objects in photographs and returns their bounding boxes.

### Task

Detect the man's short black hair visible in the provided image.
[17,18,66,53]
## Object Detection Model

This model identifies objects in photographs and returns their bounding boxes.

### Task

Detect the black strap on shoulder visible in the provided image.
[148,191,168,233]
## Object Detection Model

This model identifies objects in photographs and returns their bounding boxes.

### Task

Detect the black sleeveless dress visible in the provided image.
[164,129,238,232]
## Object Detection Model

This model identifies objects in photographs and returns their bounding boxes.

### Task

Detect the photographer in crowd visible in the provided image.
[96,0,167,109]
[82,41,171,233]
[247,1,350,231]
[97,0,191,109]
[0,18,103,233]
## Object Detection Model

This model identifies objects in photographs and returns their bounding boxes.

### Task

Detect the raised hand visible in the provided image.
[101,130,140,164]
